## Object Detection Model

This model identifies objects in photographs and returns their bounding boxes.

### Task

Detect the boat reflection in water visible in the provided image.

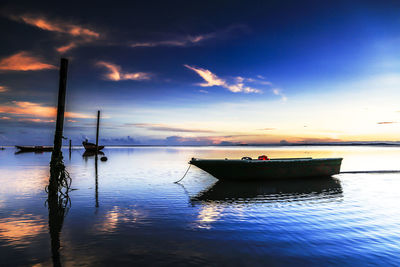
[82,150,104,158]
[191,176,343,205]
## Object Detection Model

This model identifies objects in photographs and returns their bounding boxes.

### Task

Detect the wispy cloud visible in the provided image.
[17,118,55,123]
[96,61,151,81]
[11,14,100,38]
[0,86,7,92]
[8,14,100,53]
[131,34,212,48]
[272,88,287,101]
[184,65,261,93]
[258,128,276,131]
[0,51,56,71]
[377,121,398,124]
[130,25,246,48]
[0,101,92,119]
[126,123,215,133]
[56,42,78,53]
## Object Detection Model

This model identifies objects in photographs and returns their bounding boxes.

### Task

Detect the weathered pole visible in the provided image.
[51,58,68,162]
[69,139,72,160]
[47,58,71,267]
[95,110,100,154]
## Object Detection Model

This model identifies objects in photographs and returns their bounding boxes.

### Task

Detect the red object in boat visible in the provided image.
[258,155,269,160]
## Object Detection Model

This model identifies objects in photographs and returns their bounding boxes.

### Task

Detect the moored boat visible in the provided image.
[189,156,343,181]
[82,140,104,151]
[15,145,53,152]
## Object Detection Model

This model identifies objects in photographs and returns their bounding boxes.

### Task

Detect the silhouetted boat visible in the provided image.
[15,145,53,152]
[82,140,104,152]
[189,157,343,181]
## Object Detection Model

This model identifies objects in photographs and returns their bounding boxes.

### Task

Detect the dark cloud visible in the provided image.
[100,136,139,145]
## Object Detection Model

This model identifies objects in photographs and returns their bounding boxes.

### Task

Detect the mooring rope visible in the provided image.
[340,170,400,174]
[172,166,400,183]
[174,164,192,184]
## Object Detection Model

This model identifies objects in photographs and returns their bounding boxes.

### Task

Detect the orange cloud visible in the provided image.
[0,86,7,92]
[0,101,93,119]
[184,65,261,93]
[0,51,56,71]
[377,121,397,124]
[56,42,78,53]
[15,14,100,38]
[96,61,151,81]
[8,14,100,53]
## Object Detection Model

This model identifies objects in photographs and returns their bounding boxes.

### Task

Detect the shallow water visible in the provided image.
[1,146,400,266]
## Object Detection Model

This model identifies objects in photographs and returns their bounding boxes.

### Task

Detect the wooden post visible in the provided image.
[68,139,72,160]
[52,58,68,161]
[95,110,100,154]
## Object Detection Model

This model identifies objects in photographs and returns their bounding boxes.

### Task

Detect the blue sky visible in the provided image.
[1,0,400,145]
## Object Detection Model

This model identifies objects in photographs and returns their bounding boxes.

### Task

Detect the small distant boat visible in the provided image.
[15,145,53,152]
[82,140,104,152]
[189,156,343,181]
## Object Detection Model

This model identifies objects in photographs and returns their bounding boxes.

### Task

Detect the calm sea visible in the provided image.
[1,146,400,266]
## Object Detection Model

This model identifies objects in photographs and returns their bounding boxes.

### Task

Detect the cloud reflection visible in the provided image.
[0,214,47,247]
[94,206,146,233]
[195,205,224,229]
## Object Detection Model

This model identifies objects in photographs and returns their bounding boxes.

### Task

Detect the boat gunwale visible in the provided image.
[190,157,343,164]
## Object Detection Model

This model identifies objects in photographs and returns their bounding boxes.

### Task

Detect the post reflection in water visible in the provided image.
[47,152,71,267]
[82,151,101,208]
[191,177,343,205]
[95,155,99,208]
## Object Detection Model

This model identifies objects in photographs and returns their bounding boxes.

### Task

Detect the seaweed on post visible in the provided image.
[46,153,72,267]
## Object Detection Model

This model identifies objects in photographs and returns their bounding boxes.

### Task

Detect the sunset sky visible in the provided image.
[1,0,400,145]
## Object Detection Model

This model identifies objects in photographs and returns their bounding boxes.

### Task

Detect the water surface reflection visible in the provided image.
[1,147,400,266]
[191,177,343,205]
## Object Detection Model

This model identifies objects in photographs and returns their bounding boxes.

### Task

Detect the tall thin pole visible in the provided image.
[52,58,68,161]
[69,139,72,160]
[95,110,100,154]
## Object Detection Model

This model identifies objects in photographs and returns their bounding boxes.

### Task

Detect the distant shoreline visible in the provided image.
[4,143,400,148]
